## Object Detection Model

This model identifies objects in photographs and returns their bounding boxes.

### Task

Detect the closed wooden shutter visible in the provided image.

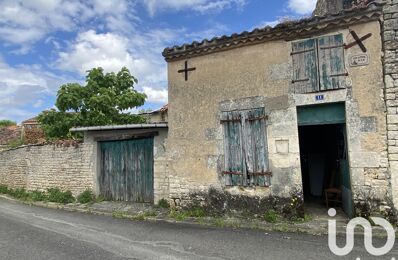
[222,108,270,187]
[292,39,319,94]
[242,108,270,187]
[318,34,346,91]
[222,111,245,186]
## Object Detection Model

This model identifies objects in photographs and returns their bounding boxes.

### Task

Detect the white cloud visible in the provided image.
[57,30,134,75]
[142,0,246,16]
[0,58,70,122]
[142,87,168,104]
[287,0,317,15]
[0,0,135,48]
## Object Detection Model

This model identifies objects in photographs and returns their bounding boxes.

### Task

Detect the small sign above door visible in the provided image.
[349,54,369,67]
[315,95,325,101]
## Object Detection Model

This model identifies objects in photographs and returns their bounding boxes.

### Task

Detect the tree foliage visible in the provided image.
[0,120,16,128]
[38,67,147,139]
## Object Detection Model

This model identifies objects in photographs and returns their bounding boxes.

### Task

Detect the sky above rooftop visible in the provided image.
[0,0,317,123]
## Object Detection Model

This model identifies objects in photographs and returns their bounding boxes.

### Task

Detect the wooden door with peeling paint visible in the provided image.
[99,138,154,203]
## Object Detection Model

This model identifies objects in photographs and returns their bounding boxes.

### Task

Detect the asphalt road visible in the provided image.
[0,199,396,260]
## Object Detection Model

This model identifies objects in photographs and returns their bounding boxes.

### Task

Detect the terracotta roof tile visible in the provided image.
[162,2,383,62]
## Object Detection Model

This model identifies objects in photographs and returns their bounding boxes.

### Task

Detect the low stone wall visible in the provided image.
[0,143,95,196]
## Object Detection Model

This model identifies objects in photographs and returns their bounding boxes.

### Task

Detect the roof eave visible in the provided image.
[70,123,168,132]
[162,5,383,62]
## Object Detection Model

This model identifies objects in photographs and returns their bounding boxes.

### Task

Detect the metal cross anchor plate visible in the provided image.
[178,60,196,81]
[344,30,372,53]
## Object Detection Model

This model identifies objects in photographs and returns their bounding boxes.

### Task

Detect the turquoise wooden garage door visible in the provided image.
[99,138,154,203]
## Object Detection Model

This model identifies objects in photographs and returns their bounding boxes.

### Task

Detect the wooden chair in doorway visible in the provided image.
[324,169,342,208]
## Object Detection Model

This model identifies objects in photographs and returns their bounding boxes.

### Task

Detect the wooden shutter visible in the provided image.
[222,108,270,187]
[317,34,346,91]
[221,111,245,186]
[292,39,319,94]
[242,108,270,187]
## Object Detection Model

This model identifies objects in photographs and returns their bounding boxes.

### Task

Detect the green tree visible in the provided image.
[38,67,147,139]
[0,120,16,128]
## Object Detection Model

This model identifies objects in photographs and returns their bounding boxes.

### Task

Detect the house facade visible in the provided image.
[162,0,398,216]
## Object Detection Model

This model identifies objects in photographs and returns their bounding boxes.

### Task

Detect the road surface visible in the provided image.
[0,198,396,259]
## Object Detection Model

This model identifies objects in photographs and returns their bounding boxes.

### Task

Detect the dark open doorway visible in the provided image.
[299,124,345,203]
[297,102,354,217]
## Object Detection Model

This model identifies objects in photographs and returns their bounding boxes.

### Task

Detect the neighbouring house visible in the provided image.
[21,117,40,129]
[21,117,45,144]
[0,117,44,150]
[141,104,169,123]
[160,0,398,217]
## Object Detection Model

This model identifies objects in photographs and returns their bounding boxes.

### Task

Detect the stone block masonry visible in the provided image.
[0,143,95,196]
[383,0,398,208]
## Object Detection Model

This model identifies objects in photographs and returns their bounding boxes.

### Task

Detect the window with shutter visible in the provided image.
[221,108,271,187]
[318,34,346,91]
[292,39,319,93]
[291,34,347,94]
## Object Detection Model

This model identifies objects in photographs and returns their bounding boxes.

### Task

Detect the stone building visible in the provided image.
[21,117,45,144]
[161,0,398,216]
[141,104,168,123]
[1,0,397,219]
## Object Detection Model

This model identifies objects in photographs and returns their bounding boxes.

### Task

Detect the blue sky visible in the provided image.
[0,0,317,122]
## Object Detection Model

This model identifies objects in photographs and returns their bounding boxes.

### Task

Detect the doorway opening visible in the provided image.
[299,124,347,209]
[297,102,353,217]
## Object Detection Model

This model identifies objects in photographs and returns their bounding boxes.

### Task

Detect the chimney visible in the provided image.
[313,0,345,16]
[313,0,380,16]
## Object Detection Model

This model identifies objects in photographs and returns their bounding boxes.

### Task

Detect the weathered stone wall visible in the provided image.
[383,0,398,209]
[0,144,95,196]
[166,19,389,208]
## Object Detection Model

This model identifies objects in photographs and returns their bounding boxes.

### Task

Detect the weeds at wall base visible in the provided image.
[354,194,398,226]
[174,188,305,222]
[77,189,95,204]
[0,184,99,205]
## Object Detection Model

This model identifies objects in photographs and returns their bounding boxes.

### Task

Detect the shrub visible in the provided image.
[157,198,170,209]
[0,185,8,194]
[0,120,16,128]
[264,210,279,223]
[187,207,206,218]
[169,210,191,221]
[77,189,95,204]
[47,188,75,204]
[29,190,48,202]
[9,188,29,200]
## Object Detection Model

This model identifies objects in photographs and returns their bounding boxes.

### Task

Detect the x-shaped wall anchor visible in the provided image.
[344,30,372,53]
